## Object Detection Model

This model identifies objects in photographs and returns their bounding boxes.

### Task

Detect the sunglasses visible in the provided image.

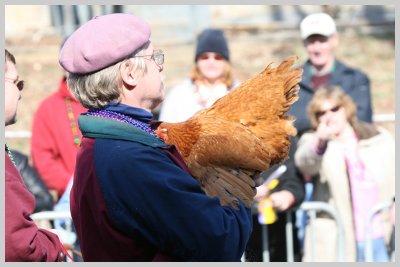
[198,53,225,61]
[134,49,164,65]
[5,77,24,91]
[316,105,341,118]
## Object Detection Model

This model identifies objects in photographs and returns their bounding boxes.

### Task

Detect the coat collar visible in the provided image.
[103,102,154,123]
[78,114,166,147]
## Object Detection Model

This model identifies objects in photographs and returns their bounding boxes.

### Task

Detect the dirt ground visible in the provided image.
[5,30,395,156]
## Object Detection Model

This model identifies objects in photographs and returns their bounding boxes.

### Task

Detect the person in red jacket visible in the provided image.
[31,61,87,198]
[5,49,65,261]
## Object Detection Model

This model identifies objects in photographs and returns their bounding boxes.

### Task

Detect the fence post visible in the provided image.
[299,201,346,262]
[261,224,270,262]
[364,200,393,262]
[285,211,294,262]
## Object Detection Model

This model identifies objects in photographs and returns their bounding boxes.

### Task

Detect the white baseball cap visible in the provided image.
[300,13,337,40]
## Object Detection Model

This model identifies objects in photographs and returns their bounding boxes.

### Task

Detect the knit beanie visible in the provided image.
[195,28,230,62]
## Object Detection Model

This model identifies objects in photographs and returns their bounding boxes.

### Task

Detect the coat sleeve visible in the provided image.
[12,150,55,212]
[269,136,305,208]
[94,140,253,261]
[349,71,373,123]
[5,159,64,262]
[294,133,323,177]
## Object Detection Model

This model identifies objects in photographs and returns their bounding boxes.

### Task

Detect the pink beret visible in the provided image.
[59,13,151,74]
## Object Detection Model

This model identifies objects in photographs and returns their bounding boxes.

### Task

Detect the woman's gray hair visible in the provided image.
[67,45,149,109]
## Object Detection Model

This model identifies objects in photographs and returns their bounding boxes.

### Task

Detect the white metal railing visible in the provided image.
[5,130,31,139]
[247,199,395,262]
[364,200,394,262]
[31,210,72,221]
[299,201,346,262]
[245,200,346,262]
[31,210,76,262]
[373,113,395,123]
[31,210,74,244]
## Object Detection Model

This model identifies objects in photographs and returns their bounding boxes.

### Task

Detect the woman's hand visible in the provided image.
[316,117,335,142]
[254,184,269,202]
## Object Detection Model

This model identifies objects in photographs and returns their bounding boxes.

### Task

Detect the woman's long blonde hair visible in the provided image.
[190,60,234,89]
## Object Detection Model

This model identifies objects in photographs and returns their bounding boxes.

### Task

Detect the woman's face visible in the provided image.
[316,100,348,136]
[196,52,226,83]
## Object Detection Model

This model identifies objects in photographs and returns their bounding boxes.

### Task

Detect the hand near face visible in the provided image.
[315,116,335,142]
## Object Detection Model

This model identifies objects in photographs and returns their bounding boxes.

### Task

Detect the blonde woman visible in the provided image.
[295,87,394,262]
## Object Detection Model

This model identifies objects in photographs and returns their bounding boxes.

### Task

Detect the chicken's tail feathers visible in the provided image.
[278,56,302,139]
[277,55,298,72]
[279,55,303,112]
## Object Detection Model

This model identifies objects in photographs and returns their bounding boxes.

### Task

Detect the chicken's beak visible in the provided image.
[155,128,168,142]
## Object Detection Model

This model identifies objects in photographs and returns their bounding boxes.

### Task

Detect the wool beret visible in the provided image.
[59,13,151,74]
[195,28,230,62]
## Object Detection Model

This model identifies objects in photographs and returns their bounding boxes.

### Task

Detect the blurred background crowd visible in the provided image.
[5,5,395,155]
[4,4,395,262]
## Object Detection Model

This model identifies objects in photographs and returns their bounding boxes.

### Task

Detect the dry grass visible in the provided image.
[5,31,395,156]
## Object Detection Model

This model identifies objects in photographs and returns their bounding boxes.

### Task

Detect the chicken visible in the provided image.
[155,55,303,209]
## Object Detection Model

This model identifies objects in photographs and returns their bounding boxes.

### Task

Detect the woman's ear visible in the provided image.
[120,60,138,87]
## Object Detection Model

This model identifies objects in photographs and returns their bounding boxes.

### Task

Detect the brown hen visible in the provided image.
[155,55,303,209]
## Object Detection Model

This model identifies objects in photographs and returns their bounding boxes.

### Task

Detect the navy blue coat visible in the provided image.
[71,103,252,261]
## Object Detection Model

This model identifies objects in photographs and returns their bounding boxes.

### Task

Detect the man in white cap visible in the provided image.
[289,12,373,135]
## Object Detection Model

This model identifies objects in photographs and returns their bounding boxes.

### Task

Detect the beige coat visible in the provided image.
[295,126,395,262]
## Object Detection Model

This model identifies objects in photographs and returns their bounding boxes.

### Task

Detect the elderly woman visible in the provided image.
[294,87,394,262]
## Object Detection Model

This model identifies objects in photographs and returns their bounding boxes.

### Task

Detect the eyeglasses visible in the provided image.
[134,49,164,65]
[316,105,341,118]
[5,77,24,91]
[198,53,225,61]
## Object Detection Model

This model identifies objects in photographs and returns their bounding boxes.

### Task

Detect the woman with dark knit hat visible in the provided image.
[159,28,239,122]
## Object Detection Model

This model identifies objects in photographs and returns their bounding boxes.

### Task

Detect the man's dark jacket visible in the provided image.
[289,59,373,136]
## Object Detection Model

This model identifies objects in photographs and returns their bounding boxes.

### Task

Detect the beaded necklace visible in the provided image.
[66,97,81,147]
[86,109,158,137]
[5,143,17,167]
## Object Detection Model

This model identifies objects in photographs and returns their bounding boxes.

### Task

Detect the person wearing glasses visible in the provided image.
[5,49,65,261]
[287,13,374,257]
[294,86,394,262]
[59,13,252,261]
[158,28,239,122]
